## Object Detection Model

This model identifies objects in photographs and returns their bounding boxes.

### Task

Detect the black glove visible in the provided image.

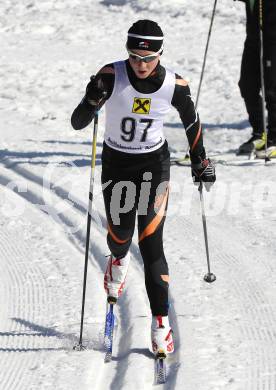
[85,75,107,106]
[191,158,216,191]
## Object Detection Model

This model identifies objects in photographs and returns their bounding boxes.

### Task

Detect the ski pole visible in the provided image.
[259,0,270,163]
[198,182,216,283]
[182,0,218,161]
[74,110,99,350]
[196,0,218,109]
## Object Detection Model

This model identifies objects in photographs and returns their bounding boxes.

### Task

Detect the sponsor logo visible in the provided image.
[132,97,151,114]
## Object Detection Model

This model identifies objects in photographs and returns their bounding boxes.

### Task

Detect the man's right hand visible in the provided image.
[191,158,216,191]
[86,75,107,106]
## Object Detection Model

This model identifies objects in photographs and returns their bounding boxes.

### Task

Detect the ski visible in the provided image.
[171,153,276,167]
[210,154,276,166]
[155,350,167,384]
[103,297,116,363]
[155,358,167,384]
[170,156,190,166]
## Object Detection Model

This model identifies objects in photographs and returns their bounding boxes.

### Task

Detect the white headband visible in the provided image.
[128,33,163,40]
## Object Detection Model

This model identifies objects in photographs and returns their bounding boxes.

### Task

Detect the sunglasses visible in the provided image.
[127,46,163,63]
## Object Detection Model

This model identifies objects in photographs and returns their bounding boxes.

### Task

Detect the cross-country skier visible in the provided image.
[71,20,216,357]
[236,0,276,158]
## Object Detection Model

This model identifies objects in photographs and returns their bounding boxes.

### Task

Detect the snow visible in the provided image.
[0,0,276,389]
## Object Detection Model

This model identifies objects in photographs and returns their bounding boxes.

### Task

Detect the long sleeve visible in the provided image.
[71,98,97,130]
[71,69,115,130]
[171,79,206,163]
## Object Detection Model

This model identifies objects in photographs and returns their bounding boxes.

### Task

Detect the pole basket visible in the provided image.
[73,343,87,351]
[204,273,216,283]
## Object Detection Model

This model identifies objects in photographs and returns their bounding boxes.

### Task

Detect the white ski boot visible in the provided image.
[104,252,130,300]
[151,315,174,357]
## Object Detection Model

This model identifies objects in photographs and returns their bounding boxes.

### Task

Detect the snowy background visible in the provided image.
[1,0,276,389]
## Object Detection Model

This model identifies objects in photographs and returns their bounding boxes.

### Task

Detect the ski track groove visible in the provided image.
[0,159,181,389]
[217,252,276,390]
[0,231,30,390]
[222,250,273,390]
[178,213,276,390]
[109,293,134,390]
[0,226,50,390]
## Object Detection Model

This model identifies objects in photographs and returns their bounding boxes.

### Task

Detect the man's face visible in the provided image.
[128,49,160,79]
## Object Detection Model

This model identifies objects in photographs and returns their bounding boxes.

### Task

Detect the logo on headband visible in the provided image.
[138,41,149,49]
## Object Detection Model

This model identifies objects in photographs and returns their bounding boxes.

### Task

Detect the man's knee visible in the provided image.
[107,225,133,258]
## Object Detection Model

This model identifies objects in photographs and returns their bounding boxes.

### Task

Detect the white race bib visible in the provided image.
[104,61,175,154]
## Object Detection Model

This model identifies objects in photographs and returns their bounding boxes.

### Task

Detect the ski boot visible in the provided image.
[237,132,265,155]
[104,252,130,300]
[151,316,174,358]
[255,138,276,159]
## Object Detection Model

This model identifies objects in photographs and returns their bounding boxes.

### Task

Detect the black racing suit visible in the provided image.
[71,60,205,316]
[237,0,276,141]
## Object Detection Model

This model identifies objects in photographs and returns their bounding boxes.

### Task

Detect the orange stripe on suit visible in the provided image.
[139,187,169,242]
[191,126,202,152]
[108,224,129,244]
